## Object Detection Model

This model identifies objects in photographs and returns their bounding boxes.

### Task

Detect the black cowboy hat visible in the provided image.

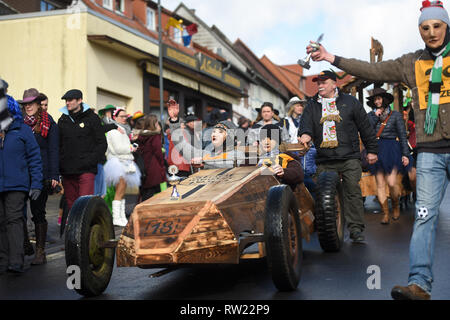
[366,87,394,109]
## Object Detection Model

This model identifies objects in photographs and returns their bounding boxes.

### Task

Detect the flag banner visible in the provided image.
[185,23,198,36]
[182,29,192,46]
[166,17,183,31]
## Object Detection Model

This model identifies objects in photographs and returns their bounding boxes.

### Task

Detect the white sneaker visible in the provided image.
[112,200,126,227]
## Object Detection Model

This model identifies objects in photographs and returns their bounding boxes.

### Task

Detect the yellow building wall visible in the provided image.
[85,13,159,113]
[87,41,143,112]
[0,12,88,119]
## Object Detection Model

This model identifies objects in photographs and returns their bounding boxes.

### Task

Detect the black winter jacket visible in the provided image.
[368,110,409,157]
[299,91,378,164]
[58,104,107,175]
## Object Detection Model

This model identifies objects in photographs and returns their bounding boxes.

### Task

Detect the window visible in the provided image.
[173,27,183,44]
[115,0,124,13]
[40,1,55,11]
[146,7,155,30]
[102,0,113,10]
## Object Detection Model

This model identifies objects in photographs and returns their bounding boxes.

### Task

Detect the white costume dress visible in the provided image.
[103,129,141,188]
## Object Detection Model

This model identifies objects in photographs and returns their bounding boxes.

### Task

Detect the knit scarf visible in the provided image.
[425,41,450,134]
[319,90,341,148]
[24,110,50,138]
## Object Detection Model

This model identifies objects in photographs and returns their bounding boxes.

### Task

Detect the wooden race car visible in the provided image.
[64,144,345,297]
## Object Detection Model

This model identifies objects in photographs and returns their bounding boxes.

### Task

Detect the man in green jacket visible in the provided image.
[306,0,450,300]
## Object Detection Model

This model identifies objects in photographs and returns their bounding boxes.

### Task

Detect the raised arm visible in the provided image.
[307,41,416,87]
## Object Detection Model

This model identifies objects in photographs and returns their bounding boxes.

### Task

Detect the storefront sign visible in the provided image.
[164,45,198,70]
[223,73,242,89]
[199,54,223,80]
[163,45,243,90]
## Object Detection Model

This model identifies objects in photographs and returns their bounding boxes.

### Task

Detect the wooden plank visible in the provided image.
[116,235,137,267]
[175,242,239,264]
[216,174,278,236]
[133,201,213,255]
[177,204,236,253]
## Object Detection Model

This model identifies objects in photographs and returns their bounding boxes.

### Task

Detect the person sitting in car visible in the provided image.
[168,103,244,169]
[258,124,304,191]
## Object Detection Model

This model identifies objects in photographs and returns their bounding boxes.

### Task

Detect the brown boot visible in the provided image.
[380,200,390,224]
[31,222,47,265]
[391,284,430,300]
[392,197,400,220]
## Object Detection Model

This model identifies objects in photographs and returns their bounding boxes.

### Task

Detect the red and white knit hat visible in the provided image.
[419,1,450,25]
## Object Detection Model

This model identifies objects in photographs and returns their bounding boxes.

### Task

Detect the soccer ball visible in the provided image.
[418,207,428,219]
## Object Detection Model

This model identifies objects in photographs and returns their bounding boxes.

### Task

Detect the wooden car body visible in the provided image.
[116,166,314,268]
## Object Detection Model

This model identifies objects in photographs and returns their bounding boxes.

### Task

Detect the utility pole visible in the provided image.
[158,0,164,123]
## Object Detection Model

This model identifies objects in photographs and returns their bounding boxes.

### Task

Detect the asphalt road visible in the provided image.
[2,188,450,301]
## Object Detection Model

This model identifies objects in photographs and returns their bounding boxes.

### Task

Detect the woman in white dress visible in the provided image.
[103,108,141,226]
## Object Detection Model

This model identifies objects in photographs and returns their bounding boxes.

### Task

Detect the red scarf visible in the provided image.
[24,110,50,138]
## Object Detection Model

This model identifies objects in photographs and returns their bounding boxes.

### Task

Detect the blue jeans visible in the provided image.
[408,152,450,294]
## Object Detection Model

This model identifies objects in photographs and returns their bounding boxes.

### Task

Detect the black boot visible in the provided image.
[23,219,34,256]
[31,222,47,265]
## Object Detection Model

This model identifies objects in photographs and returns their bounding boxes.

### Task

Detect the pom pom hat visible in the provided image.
[419,1,450,26]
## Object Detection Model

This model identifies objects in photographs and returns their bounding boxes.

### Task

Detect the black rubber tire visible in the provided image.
[264,185,303,291]
[315,171,345,252]
[65,196,115,297]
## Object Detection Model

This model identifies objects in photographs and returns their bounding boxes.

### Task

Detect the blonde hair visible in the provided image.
[287,102,304,117]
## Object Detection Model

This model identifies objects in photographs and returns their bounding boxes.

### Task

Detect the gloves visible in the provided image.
[29,189,41,201]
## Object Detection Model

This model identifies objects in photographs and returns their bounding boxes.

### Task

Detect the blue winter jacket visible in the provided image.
[299,144,317,177]
[0,118,43,192]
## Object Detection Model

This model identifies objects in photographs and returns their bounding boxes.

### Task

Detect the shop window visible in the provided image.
[146,7,155,30]
[102,0,113,10]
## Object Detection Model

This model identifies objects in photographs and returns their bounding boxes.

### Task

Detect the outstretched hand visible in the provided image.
[306,42,335,64]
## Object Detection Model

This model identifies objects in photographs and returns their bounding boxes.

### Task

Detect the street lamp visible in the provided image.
[158,0,164,124]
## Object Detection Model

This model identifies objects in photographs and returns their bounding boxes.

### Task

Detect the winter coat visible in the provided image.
[299,144,317,177]
[31,114,59,181]
[259,151,304,191]
[368,110,409,157]
[333,50,450,150]
[0,118,42,192]
[299,90,378,164]
[137,133,167,189]
[106,129,134,161]
[58,103,107,175]
[278,152,304,191]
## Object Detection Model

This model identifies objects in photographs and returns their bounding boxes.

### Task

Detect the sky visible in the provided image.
[161,0,426,76]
